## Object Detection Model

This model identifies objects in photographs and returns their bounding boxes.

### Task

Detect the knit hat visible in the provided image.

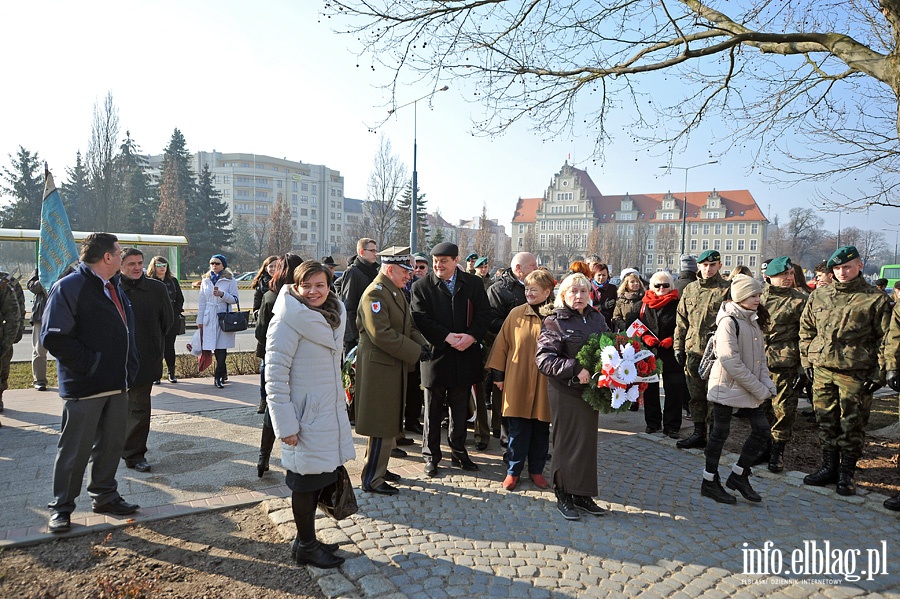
[730,274,762,303]
[619,268,640,280]
[680,254,698,273]
[827,246,860,268]
[764,256,793,277]
[210,254,227,269]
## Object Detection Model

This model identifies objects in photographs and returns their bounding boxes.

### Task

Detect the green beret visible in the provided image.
[465,252,479,262]
[697,249,721,263]
[764,256,793,277]
[413,252,428,262]
[827,246,859,268]
[474,257,489,267]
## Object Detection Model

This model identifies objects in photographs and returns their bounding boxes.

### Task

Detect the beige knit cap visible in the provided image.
[730,274,762,303]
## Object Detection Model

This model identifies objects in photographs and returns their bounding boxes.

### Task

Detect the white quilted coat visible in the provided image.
[265,285,356,475]
[707,301,777,409]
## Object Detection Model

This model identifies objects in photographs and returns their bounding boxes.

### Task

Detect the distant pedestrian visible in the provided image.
[26,269,49,391]
[0,273,20,423]
[339,238,379,355]
[0,269,24,412]
[251,255,279,320]
[147,255,184,383]
[197,254,239,388]
[673,254,698,295]
[589,262,617,327]
[43,233,141,533]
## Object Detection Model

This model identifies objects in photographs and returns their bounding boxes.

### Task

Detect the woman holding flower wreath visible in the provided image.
[536,273,609,521]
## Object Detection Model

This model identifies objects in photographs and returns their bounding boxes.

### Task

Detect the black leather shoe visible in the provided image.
[424,461,439,477]
[214,377,224,389]
[292,537,339,559]
[130,461,151,472]
[475,442,488,451]
[884,493,900,511]
[35,383,48,391]
[391,447,407,458]
[93,497,140,516]
[384,470,401,482]
[48,512,70,533]
[168,375,178,383]
[396,437,415,446]
[451,456,479,471]
[405,422,424,435]
[364,482,399,495]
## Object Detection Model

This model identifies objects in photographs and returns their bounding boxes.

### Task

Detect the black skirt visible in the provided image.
[285,468,339,493]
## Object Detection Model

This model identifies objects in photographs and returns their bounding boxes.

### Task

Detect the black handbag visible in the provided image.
[317,466,358,520]
[217,301,249,332]
[176,314,186,335]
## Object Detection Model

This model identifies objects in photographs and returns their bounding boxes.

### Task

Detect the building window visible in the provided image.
[706,212,720,219]
[657,255,664,265]
[702,224,710,235]
[750,239,758,251]
[749,256,757,267]
[737,240,745,251]
[311,184,318,194]
[691,224,699,235]
[713,240,721,250]
[540,234,546,245]
[702,240,709,250]
[724,255,733,267]
[627,224,634,235]
[647,239,654,250]
[690,239,698,251]
[726,223,734,235]
[519,224,525,234]
[739,223,746,235]
[751,223,759,235]
[714,224,722,235]
[725,239,733,251]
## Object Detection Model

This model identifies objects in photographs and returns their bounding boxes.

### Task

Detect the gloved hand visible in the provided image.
[791,370,809,391]
[659,337,673,349]
[642,334,658,347]
[675,351,686,366]
[419,345,433,362]
[805,367,814,383]
[862,379,883,393]
[887,370,900,392]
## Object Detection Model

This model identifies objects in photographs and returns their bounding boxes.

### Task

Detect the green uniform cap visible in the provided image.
[474,257,489,267]
[413,252,428,262]
[465,252,479,262]
[697,249,721,263]
[765,256,793,277]
[827,246,859,268]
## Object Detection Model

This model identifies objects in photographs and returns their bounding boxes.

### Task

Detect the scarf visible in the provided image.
[288,286,343,330]
[642,288,679,310]
[210,270,222,285]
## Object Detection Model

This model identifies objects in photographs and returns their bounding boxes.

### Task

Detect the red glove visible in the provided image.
[642,335,658,347]
[659,337,673,349]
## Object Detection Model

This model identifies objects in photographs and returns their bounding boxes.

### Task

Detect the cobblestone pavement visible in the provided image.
[267,433,900,598]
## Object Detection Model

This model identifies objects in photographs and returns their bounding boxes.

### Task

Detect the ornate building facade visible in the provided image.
[510,162,769,276]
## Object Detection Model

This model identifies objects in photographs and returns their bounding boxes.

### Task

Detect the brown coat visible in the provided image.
[486,303,551,422]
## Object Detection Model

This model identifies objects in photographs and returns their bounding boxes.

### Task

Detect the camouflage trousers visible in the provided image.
[769,367,800,443]
[811,366,873,460]
[0,344,12,394]
[684,353,712,426]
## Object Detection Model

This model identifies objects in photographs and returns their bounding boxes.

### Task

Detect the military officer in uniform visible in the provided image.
[674,249,731,449]
[0,270,25,413]
[882,302,900,511]
[355,250,430,495]
[0,273,22,422]
[800,246,891,495]
[761,256,808,472]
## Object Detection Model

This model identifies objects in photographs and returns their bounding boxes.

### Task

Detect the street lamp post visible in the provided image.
[659,161,718,256]
[883,228,899,263]
[388,85,449,252]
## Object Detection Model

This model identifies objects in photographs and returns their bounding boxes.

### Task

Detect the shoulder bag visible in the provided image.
[217,299,249,332]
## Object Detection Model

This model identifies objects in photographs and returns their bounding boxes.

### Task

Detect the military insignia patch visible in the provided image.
[372,301,381,313]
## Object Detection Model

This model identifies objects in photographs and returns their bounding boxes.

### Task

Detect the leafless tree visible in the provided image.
[474,205,496,262]
[87,91,119,231]
[366,135,407,249]
[656,224,681,270]
[840,226,888,268]
[267,193,294,256]
[325,1,900,208]
[787,207,826,265]
[520,224,538,254]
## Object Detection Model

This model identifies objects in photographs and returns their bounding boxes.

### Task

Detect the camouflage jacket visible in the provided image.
[674,272,730,355]
[0,276,22,349]
[761,284,807,369]
[885,302,900,373]
[0,272,25,343]
[799,274,891,376]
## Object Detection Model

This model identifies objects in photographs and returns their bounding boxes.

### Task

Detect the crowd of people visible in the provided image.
[2,232,900,571]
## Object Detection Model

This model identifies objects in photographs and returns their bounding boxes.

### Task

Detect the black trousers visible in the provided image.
[214,349,228,380]
[705,403,769,473]
[423,386,470,463]
[122,383,153,464]
[405,366,424,428]
[643,369,686,433]
[163,334,177,377]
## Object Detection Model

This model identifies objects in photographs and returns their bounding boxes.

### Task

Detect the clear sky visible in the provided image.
[1,0,897,237]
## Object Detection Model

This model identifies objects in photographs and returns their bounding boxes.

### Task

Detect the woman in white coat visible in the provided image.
[702,274,777,504]
[197,254,239,388]
[266,261,355,569]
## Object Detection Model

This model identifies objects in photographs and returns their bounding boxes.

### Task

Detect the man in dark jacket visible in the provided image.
[119,248,174,473]
[411,242,491,477]
[43,233,141,533]
[0,269,24,411]
[26,269,49,391]
[674,254,698,295]
[0,274,20,420]
[339,238,379,354]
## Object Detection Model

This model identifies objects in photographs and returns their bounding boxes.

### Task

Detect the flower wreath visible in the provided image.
[575,333,663,413]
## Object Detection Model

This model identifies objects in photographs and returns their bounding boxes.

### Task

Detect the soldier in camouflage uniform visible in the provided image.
[882,303,900,511]
[0,271,25,414]
[799,246,891,496]
[674,250,731,449]
[761,257,808,473]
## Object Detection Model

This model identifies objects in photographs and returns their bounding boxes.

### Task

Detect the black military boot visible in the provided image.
[676,424,706,449]
[803,450,839,486]
[836,455,857,496]
[751,436,772,466]
[258,422,276,478]
[768,441,786,473]
[701,472,736,504]
[726,466,762,502]
[292,539,344,569]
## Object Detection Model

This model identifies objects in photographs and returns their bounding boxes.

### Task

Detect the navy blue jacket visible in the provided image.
[42,263,139,399]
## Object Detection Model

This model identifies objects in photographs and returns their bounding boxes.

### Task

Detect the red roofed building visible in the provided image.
[511,162,769,276]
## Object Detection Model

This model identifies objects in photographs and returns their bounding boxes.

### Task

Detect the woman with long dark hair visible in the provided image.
[147,255,184,383]
[252,255,279,319]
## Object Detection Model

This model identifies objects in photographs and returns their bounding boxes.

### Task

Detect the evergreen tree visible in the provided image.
[184,163,233,273]
[154,129,194,237]
[228,215,257,273]
[392,181,429,251]
[0,146,44,228]
[267,192,293,256]
[117,131,156,233]
[61,151,92,230]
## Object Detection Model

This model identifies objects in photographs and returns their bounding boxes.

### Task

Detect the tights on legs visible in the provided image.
[291,490,319,542]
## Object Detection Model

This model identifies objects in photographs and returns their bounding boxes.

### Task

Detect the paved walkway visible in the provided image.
[2,377,899,597]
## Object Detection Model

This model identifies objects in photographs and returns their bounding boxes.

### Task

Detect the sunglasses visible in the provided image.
[653,283,671,289]
[209,261,222,266]
[415,265,427,270]
[155,263,168,267]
